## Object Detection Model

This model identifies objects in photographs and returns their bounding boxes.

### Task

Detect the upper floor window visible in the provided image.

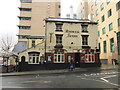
[58,13,61,16]
[101,15,105,22]
[19,17,31,20]
[18,35,29,39]
[106,0,110,4]
[91,5,94,10]
[96,9,99,16]
[98,31,100,37]
[19,8,32,11]
[81,25,88,32]
[116,1,120,11]
[96,20,99,25]
[82,35,88,45]
[102,27,106,34]
[19,26,31,30]
[73,14,77,19]
[20,0,32,3]
[58,5,61,8]
[100,3,104,11]
[109,23,113,31]
[55,23,63,31]
[66,14,70,18]
[110,38,114,52]
[32,40,35,47]
[95,0,98,5]
[108,9,112,17]
[91,14,94,19]
[56,35,63,44]
[118,18,120,26]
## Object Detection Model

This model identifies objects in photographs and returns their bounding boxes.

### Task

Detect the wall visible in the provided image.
[46,21,98,52]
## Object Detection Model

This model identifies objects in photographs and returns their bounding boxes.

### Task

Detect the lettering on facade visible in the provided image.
[65,30,79,37]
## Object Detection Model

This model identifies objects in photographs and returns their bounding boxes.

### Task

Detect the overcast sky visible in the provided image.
[0,0,80,46]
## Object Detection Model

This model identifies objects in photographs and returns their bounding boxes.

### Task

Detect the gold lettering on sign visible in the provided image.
[65,30,79,37]
[65,30,79,33]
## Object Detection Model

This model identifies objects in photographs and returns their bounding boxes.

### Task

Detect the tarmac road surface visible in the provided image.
[1,69,119,89]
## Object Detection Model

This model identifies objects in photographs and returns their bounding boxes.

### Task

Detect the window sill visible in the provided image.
[55,30,63,32]
[81,31,88,33]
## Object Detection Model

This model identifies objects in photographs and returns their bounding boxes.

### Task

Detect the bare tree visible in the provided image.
[1,35,14,52]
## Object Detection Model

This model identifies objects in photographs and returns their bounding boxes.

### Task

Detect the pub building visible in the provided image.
[18,18,100,71]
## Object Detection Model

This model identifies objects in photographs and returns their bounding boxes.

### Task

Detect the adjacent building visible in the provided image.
[76,0,88,19]
[66,6,77,19]
[77,0,120,64]
[13,0,61,54]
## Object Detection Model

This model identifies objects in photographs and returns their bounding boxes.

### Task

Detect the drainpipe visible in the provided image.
[44,19,47,63]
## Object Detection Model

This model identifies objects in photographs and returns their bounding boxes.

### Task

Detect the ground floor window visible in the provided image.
[67,55,72,63]
[103,40,107,53]
[110,38,114,53]
[85,52,95,63]
[28,52,40,64]
[117,32,120,55]
[54,52,64,63]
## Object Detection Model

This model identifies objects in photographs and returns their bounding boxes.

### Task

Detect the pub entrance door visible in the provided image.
[75,53,80,67]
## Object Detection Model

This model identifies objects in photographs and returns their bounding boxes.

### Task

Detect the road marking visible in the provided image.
[100,78,109,82]
[23,80,52,84]
[102,75,117,79]
[100,75,120,87]
[81,77,120,87]
[81,72,118,77]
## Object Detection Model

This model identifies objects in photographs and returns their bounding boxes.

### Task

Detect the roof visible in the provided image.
[12,41,27,53]
[0,51,18,57]
[45,18,97,24]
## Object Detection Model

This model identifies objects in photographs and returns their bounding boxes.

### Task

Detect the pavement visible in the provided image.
[0,64,119,77]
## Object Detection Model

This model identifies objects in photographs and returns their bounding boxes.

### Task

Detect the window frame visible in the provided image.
[19,26,31,30]
[32,40,35,47]
[117,32,120,55]
[98,31,100,37]
[108,9,112,17]
[28,53,40,64]
[103,40,107,53]
[102,27,106,34]
[116,1,120,11]
[96,9,99,16]
[110,38,115,53]
[100,3,104,11]
[18,35,29,39]
[118,18,120,26]
[106,0,110,4]
[19,8,32,11]
[55,23,63,31]
[54,52,64,63]
[81,25,88,32]
[101,15,105,22]
[109,23,113,31]
[82,35,89,45]
[19,17,31,20]
[56,35,63,44]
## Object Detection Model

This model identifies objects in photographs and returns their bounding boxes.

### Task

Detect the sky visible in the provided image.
[0,0,81,47]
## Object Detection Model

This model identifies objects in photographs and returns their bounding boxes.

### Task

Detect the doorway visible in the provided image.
[75,53,80,67]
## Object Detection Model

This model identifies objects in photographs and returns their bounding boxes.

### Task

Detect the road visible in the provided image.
[1,69,120,89]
